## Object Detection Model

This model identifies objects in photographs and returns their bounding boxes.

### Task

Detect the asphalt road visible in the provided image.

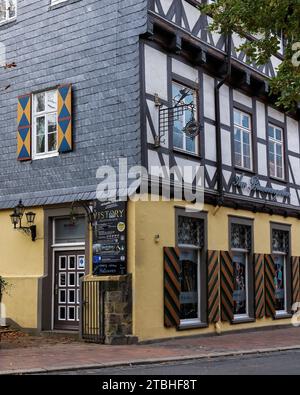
[50,350,300,375]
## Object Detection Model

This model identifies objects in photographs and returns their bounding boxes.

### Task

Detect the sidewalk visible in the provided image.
[1,326,300,374]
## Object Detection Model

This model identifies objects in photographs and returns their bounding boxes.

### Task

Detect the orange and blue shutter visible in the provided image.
[58,84,72,153]
[17,94,31,161]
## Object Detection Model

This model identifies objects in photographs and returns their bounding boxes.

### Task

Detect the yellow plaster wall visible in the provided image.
[132,199,300,341]
[0,208,44,329]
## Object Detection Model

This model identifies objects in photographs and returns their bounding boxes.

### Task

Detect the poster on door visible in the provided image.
[92,201,127,276]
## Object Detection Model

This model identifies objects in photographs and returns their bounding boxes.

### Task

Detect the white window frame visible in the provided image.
[32,90,59,160]
[268,123,285,180]
[0,0,17,25]
[273,251,288,316]
[233,109,253,171]
[232,248,249,321]
[172,81,199,155]
[178,244,201,327]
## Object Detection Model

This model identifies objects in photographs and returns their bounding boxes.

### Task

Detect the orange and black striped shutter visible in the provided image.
[164,247,181,328]
[264,254,276,318]
[207,251,220,323]
[17,94,31,161]
[58,84,72,153]
[255,254,265,318]
[220,251,234,322]
[292,257,300,305]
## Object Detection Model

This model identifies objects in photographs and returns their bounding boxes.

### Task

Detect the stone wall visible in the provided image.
[102,274,137,345]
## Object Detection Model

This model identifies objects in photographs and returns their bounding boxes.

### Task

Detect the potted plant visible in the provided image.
[0,276,8,305]
[0,276,9,327]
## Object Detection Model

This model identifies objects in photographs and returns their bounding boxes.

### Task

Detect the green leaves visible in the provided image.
[201,0,300,110]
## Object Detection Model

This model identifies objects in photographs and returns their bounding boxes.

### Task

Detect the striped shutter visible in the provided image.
[220,251,234,322]
[58,84,72,153]
[17,94,31,161]
[164,247,181,328]
[207,251,220,323]
[292,257,300,305]
[264,254,276,318]
[255,254,265,318]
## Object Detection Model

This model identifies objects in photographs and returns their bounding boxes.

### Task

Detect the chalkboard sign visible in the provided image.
[92,201,127,276]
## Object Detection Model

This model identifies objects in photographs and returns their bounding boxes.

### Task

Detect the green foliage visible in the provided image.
[200,0,300,110]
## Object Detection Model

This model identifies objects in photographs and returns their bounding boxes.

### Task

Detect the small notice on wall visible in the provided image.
[92,201,127,276]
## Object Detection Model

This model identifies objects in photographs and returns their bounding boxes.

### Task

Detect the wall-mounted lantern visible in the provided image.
[70,200,98,227]
[10,200,37,242]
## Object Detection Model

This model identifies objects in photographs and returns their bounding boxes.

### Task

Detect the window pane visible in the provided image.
[234,110,241,126]
[275,128,282,141]
[244,156,251,170]
[268,125,274,139]
[48,133,57,152]
[179,249,199,321]
[36,117,45,153]
[55,217,85,244]
[235,153,242,167]
[7,0,16,18]
[274,255,285,311]
[36,135,45,154]
[186,135,195,153]
[35,93,45,113]
[243,131,250,145]
[47,91,57,111]
[48,113,57,152]
[242,114,250,129]
[233,253,247,316]
[234,128,241,142]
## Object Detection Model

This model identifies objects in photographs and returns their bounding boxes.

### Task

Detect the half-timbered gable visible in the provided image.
[143,0,300,218]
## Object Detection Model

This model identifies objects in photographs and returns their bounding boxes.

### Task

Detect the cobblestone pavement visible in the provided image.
[1,326,300,374]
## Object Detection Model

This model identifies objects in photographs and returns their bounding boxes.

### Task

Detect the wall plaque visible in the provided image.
[92,201,127,276]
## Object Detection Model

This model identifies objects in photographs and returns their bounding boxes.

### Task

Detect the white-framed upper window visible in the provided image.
[268,124,285,180]
[32,90,58,160]
[172,82,199,155]
[0,0,16,23]
[234,109,253,171]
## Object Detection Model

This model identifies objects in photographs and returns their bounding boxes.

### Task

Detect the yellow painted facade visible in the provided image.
[0,208,44,330]
[131,199,298,341]
[0,200,298,340]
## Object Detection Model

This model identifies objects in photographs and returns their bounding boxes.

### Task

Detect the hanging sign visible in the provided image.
[232,174,290,201]
[92,201,127,276]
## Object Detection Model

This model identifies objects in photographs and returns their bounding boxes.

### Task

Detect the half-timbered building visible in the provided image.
[1,0,300,342]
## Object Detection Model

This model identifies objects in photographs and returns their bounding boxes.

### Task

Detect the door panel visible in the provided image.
[54,251,86,331]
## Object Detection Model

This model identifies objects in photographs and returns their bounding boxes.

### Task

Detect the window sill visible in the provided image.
[178,322,208,331]
[49,0,81,11]
[0,18,17,29]
[32,152,59,161]
[234,166,255,176]
[173,148,201,160]
[274,312,292,320]
[232,317,255,325]
[269,176,287,185]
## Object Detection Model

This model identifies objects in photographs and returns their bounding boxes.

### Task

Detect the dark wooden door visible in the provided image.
[54,250,86,331]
